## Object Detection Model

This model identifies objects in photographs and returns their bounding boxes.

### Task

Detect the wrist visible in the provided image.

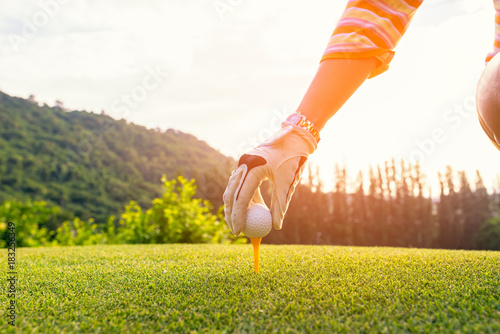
[282,111,321,144]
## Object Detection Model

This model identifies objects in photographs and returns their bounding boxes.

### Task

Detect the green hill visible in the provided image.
[0,91,234,223]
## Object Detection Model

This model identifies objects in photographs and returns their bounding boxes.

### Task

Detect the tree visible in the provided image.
[438,167,458,249]
[54,100,65,109]
[331,164,349,245]
[473,218,500,250]
[351,171,368,245]
[472,171,491,243]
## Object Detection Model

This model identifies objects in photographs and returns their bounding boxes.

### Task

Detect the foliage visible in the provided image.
[0,91,498,249]
[6,244,500,333]
[0,164,497,249]
[55,218,108,246]
[473,218,500,250]
[0,90,233,223]
[0,200,58,247]
[265,161,498,250]
[148,176,229,244]
[106,202,157,244]
[0,176,236,247]
[106,176,236,244]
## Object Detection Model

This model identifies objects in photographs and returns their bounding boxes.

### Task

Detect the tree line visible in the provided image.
[1,91,499,249]
[0,161,499,250]
[264,159,500,250]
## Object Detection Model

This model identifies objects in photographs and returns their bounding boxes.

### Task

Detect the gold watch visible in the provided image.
[283,111,321,143]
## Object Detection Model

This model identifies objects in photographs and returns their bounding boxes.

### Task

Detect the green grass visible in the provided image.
[2,244,500,333]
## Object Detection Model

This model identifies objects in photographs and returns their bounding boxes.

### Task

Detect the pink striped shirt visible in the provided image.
[323,0,500,78]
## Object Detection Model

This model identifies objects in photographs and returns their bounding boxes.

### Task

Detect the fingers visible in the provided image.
[224,126,315,234]
[223,159,268,235]
[270,156,307,230]
[223,167,244,235]
[230,166,266,235]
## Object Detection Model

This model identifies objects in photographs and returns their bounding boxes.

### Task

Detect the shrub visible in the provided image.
[148,175,230,243]
[473,217,500,250]
[0,200,57,247]
[55,217,107,246]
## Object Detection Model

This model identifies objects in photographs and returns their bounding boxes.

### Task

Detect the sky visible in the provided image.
[0,0,499,193]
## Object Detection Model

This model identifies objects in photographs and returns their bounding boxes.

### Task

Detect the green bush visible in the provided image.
[55,217,107,246]
[105,176,241,244]
[146,175,230,244]
[473,217,500,250]
[107,202,157,244]
[56,175,234,245]
[0,200,57,247]
[0,176,237,247]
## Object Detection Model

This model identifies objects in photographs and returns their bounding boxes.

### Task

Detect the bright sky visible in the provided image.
[1,0,499,193]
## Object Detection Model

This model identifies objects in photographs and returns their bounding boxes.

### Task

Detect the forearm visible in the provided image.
[298,58,379,130]
[298,0,422,130]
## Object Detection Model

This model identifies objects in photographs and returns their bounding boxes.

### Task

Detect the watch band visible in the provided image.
[284,111,321,143]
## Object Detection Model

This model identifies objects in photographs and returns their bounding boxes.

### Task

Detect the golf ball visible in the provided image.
[243,203,272,238]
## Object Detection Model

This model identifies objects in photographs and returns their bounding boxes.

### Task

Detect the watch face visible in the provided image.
[284,112,320,143]
[286,113,302,125]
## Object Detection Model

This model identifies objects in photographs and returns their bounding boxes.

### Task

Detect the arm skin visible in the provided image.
[298,57,380,130]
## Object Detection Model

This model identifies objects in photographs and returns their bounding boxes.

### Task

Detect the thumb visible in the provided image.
[270,156,308,230]
[230,155,268,235]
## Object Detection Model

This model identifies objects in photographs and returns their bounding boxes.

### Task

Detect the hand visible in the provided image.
[223,123,317,236]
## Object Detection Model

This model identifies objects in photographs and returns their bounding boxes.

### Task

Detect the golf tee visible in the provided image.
[251,238,261,273]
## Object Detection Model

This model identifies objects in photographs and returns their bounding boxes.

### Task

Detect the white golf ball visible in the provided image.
[243,203,272,238]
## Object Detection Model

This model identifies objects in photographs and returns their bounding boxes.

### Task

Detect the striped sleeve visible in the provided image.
[321,0,424,78]
[486,0,500,64]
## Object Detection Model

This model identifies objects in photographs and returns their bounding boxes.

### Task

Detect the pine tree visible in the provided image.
[351,171,368,245]
[331,164,349,245]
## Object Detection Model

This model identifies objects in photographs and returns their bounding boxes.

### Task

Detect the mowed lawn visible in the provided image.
[3,244,500,333]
